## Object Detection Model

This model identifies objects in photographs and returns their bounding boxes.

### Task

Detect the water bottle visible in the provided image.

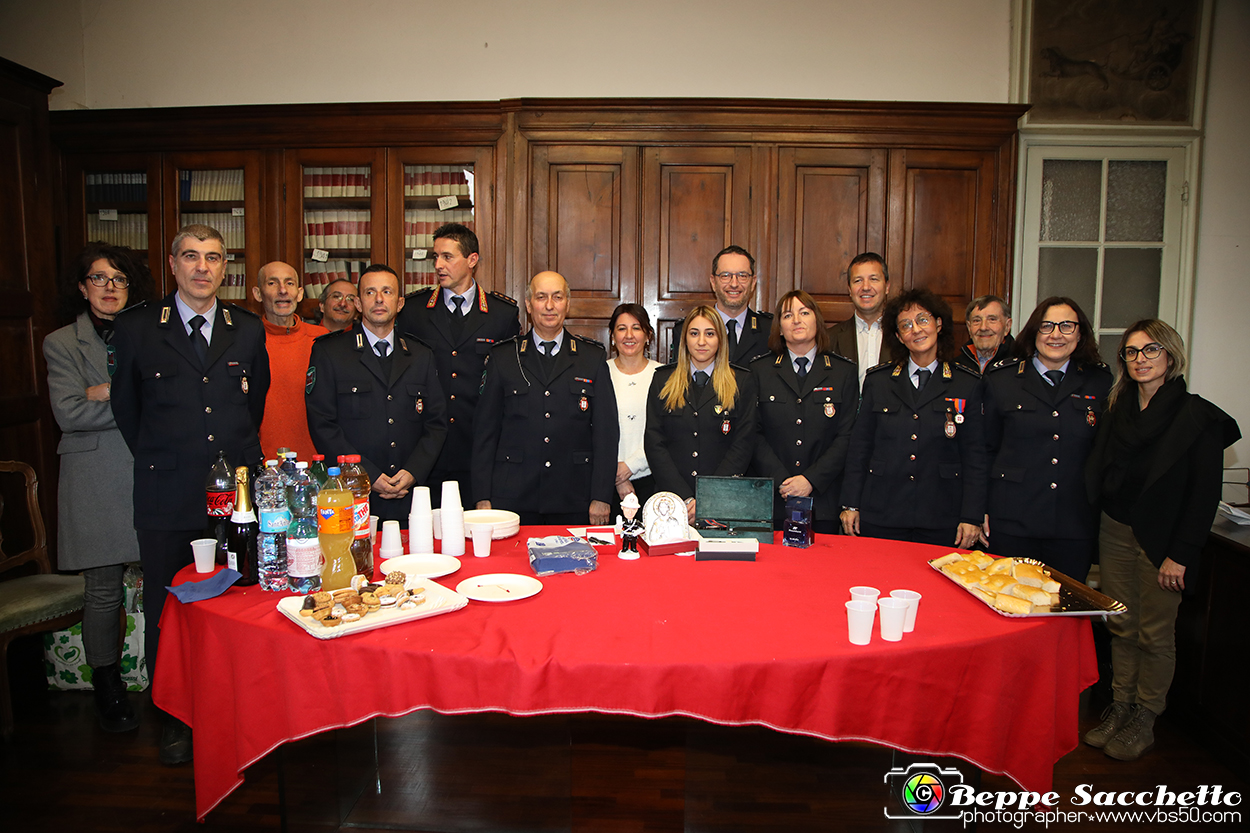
[255,460,291,591]
[286,462,322,594]
[280,449,298,483]
[309,454,329,488]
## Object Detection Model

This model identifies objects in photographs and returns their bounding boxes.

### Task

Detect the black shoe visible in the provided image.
[159,716,193,766]
[91,663,139,733]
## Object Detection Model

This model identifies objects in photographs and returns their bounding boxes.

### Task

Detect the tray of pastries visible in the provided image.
[929,552,1126,618]
[276,570,468,639]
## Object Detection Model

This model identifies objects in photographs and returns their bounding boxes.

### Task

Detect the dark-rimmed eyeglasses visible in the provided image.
[1121,343,1166,361]
[1038,320,1077,335]
[85,273,130,289]
[712,271,753,283]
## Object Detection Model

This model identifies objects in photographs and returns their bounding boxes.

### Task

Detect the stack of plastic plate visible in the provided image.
[461,508,521,539]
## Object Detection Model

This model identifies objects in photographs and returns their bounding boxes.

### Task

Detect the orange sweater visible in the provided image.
[259,317,327,461]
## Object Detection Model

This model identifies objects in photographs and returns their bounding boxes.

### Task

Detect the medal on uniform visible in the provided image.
[955,413,964,424]
[722,419,731,435]
[579,396,588,412]
[1087,407,1096,427]
[241,376,249,394]
[944,411,957,438]
[416,398,423,414]
[824,402,835,418]
[714,404,723,414]
[945,397,967,427]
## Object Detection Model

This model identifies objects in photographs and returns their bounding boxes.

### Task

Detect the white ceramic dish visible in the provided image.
[276,578,468,639]
[462,509,521,539]
[379,553,462,580]
[455,573,542,602]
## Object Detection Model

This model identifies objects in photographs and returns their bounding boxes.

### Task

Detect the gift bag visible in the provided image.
[42,582,148,692]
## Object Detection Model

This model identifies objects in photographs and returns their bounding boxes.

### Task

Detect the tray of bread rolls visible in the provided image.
[929,552,1126,618]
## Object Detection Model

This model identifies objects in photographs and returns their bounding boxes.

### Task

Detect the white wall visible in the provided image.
[1,0,1010,109]
[1189,0,1249,465]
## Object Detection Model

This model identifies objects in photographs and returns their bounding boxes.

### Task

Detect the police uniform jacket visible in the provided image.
[305,324,448,518]
[749,351,859,523]
[472,331,619,513]
[670,308,773,365]
[840,361,987,531]
[983,359,1111,541]
[110,293,269,530]
[644,364,759,501]
[395,285,519,473]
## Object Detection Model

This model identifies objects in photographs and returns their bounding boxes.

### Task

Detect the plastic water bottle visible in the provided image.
[280,450,298,483]
[256,460,291,591]
[309,454,329,488]
[286,462,322,594]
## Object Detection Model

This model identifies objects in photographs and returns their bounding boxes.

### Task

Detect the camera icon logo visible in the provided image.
[883,762,965,819]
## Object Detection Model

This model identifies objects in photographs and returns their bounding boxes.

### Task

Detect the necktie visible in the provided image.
[795,357,809,379]
[1044,369,1064,387]
[726,319,738,356]
[541,340,556,357]
[693,370,709,387]
[189,314,208,364]
[451,294,467,317]
[375,340,390,358]
[915,368,931,390]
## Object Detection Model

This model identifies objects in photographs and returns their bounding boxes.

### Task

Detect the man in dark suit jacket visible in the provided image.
[472,271,619,526]
[670,245,772,365]
[827,252,891,389]
[395,223,519,506]
[110,223,270,765]
[306,264,448,522]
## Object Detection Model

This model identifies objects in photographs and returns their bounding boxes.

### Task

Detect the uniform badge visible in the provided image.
[714,404,723,414]
[955,413,964,424]
[159,306,171,324]
[222,308,233,327]
[416,398,423,414]
[722,419,731,435]
[107,345,116,378]
[944,411,957,438]
[306,366,316,393]
[1087,408,1097,427]
[824,402,835,418]
[241,376,249,394]
[579,396,589,412]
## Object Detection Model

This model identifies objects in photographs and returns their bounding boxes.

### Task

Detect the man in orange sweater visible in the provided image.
[253,261,326,459]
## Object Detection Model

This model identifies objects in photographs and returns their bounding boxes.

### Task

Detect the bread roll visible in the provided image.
[965,551,994,569]
[969,585,996,605]
[1012,562,1050,588]
[1009,583,1052,606]
[987,557,1014,575]
[931,552,963,568]
[994,594,1033,615]
[979,574,1019,595]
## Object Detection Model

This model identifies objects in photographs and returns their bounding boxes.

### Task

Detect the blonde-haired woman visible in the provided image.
[1083,319,1239,761]
[645,306,759,522]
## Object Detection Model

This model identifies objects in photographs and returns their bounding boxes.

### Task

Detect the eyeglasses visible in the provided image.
[712,271,753,283]
[1038,320,1078,335]
[1121,343,1166,361]
[896,313,933,333]
[85,273,129,289]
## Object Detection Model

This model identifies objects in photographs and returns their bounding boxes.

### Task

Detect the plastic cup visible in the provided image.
[845,600,876,646]
[409,487,434,554]
[468,523,492,558]
[431,508,442,539]
[878,598,909,642]
[441,480,462,512]
[849,586,880,605]
[369,515,380,546]
[191,538,217,574]
[890,589,922,633]
[379,520,403,559]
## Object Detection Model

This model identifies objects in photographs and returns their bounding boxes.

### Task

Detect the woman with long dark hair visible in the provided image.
[606,303,661,511]
[1082,320,1238,761]
[840,288,987,548]
[43,242,154,732]
[981,297,1111,580]
[645,305,758,523]
[750,290,857,534]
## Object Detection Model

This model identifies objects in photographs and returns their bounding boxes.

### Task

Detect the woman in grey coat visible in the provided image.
[43,242,153,732]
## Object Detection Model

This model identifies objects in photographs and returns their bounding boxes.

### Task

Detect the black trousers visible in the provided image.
[135,528,199,684]
[858,521,955,548]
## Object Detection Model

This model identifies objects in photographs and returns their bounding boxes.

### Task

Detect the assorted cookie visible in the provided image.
[298,574,426,628]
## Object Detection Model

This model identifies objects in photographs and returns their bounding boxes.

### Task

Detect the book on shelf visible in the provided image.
[180,212,245,249]
[183,169,244,202]
[403,165,472,197]
[302,259,372,298]
[86,171,148,203]
[403,208,473,248]
[87,211,149,250]
[303,166,370,198]
[215,262,249,301]
[303,209,371,250]
[403,258,437,295]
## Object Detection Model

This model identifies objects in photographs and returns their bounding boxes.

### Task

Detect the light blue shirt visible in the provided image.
[1032,356,1071,383]
[718,307,748,340]
[788,346,817,375]
[174,293,217,345]
[906,357,939,389]
[443,283,477,315]
[532,330,565,355]
[362,326,395,356]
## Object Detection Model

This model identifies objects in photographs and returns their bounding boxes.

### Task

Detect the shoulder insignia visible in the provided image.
[159,305,172,325]
[314,328,350,342]
[825,351,854,366]
[222,307,233,327]
[1018,360,1027,375]
[519,336,528,353]
[571,333,606,350]
[952,362,981,377]
[489,290,518,306]
[424,288,440,308]
[984,360,1015,374]
[885,363,903,377]
[569,338,577,354]
[355,332,364,350]
[942,361,952,379]
[398,337,408,353]
[305,365,316,394]
[775,355,784,365]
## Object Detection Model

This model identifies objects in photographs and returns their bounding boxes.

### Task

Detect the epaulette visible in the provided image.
[865,361,896,375]
[405,286,436,302]
[752,309,774,320]
[750,352,778,367]
[824,351,854,366]
[741,350,771,364]
[951,361,981,378]
[493,334,521,350]
[985,359,1018,374]
[222,301,258,319]
[728,361,753,373]
[313,327,352,342]
[571,333,605,351]
[489,290,518,306]
[115,301,150,319]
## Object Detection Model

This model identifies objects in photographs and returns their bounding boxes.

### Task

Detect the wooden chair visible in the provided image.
[0,461,85,741]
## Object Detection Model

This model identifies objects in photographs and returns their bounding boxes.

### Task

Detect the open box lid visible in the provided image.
[693,476,774,543]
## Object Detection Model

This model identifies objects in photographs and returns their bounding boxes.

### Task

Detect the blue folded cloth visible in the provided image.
[167,569,241,603]
[527,536,598,577]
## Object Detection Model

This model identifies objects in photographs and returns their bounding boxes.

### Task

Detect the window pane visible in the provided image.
[1101,248,1161,327]
[1098,334,1123,365]
[1037,247,1098,314]
[1040,160,1101,242]
[1106,161,1166,242]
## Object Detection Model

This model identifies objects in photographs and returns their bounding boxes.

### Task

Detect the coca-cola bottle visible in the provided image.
[206,450,235,566]
[227,465,260,586]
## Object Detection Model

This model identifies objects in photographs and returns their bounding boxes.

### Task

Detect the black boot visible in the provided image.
[159,714,193,766]
[91,663,139,733]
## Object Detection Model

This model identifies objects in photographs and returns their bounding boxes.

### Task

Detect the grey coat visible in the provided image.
[43,312,139,570]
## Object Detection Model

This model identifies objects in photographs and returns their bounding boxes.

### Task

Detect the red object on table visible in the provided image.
[154,529,1098,820]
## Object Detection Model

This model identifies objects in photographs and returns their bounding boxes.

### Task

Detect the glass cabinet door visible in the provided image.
[400,163,476,294]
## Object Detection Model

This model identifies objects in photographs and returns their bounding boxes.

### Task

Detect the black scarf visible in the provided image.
[87,309,116,345]
[1098,377,1188,516]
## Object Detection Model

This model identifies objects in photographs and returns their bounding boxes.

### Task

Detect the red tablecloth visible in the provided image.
[154,530,1098,820]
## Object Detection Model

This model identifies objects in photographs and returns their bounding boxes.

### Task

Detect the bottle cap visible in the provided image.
[312,454,325,461]
[344,454,362,463]
[296,461,308,469]
[265,459,277,467]
[337,455,347,463]
[285,451,297,459]
[327,466,341,476]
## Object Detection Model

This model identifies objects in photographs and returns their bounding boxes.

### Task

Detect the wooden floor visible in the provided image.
[2,630,1244,833]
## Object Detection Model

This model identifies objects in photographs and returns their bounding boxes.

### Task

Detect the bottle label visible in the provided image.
[259,509,292,534]
[353,498,370,539]
[318,505,353,535]
[207,489,234,517]
[227,549,238,572]
[287,538,322,578]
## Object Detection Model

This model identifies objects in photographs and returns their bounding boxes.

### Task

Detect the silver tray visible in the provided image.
[928,556,1127,618]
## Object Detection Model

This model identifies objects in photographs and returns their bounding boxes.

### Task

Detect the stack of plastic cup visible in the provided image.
[379,520,404,561]
[440,481,466,557]
[408,487,434,554]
